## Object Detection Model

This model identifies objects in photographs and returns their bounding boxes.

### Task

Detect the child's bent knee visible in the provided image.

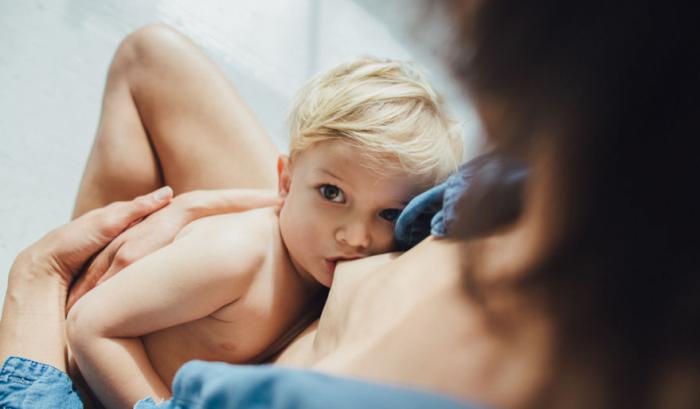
[113,24,190,76]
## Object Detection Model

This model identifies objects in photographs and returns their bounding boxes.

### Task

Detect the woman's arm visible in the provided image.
[67,213,266,408]
[0,188,171,373]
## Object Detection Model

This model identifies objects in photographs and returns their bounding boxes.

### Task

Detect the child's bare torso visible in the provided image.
[140,209,319,387]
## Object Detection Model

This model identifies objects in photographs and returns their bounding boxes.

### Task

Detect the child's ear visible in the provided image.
[277,155,291,197]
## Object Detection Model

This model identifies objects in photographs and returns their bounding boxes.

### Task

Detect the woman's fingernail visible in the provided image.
[153,186,173,201]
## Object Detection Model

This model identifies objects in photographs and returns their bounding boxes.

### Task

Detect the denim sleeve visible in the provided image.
[148,360,485,409]
[1,356,487,409]
[0,356,83,409]
[394,152,528,250]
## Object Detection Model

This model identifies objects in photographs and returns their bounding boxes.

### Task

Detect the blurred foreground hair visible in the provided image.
[448,1,700,408]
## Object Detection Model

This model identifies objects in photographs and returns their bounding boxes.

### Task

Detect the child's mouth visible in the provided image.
[324,256,361,276]
[324,259,337,275]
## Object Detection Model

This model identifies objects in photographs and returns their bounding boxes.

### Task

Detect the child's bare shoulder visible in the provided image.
[177,207,277,239]
[171,208,279,275]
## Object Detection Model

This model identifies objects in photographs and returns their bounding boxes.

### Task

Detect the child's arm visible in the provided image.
[66,214,265,408]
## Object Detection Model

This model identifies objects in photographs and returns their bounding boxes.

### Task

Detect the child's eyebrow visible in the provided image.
[317,167,410,206]
[318,168,343,181]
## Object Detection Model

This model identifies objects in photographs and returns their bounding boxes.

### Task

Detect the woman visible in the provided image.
[2,1,698,408]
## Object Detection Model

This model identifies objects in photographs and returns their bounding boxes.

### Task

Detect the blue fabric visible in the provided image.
[1,357,483,409]
[394,182,447,250]
[395,152,528,250]
[0,356,83,409]
[154,360,480,409]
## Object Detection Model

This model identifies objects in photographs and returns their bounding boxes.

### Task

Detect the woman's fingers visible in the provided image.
[97,261,124,286]
[40,186,173,283]
[88,186,174,242]
[66,269,98,312]
[66,239,123,311]
[95,240,145,285]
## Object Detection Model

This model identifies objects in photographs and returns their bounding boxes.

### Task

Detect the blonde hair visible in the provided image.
[287,57,464,185]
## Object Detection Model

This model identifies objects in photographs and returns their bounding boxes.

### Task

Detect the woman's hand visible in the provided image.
[0,186,174,370]
[66,189,282,311]
[22,187,175,286]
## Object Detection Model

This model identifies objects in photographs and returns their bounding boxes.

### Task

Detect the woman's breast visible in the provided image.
[269,319,319,366]
[272,252,401,366]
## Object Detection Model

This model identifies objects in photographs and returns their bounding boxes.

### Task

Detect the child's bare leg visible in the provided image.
[68,25,279,407]
[73,24,278,218]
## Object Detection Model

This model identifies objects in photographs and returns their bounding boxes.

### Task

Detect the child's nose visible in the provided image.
[336,221,371,251]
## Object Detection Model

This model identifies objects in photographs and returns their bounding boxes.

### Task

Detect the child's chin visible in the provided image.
[314,274,332,288]
[322,261,337,284]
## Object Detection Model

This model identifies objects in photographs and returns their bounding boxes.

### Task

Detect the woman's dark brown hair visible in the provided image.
[448,1,700,408]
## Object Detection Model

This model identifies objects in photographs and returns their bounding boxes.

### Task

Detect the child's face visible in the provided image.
[277,140,425,288]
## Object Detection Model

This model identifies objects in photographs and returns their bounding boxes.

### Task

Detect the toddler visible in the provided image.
[67,57,464,408]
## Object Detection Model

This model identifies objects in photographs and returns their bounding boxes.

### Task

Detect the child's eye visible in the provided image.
[319,184,345,203]
[379,208,401,223]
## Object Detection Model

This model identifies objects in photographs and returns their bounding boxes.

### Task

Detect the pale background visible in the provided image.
[0,0,482,307]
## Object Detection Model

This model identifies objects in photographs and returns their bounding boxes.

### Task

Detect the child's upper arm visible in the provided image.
[68,213,266,337]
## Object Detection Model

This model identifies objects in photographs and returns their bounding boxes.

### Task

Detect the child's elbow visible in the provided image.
[66,300,98,351]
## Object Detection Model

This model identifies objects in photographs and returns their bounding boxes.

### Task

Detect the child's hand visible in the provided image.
[66,189,282,311]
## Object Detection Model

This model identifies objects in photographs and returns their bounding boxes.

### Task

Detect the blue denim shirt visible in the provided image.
[395,152,528,250]
[1,356,483,409]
